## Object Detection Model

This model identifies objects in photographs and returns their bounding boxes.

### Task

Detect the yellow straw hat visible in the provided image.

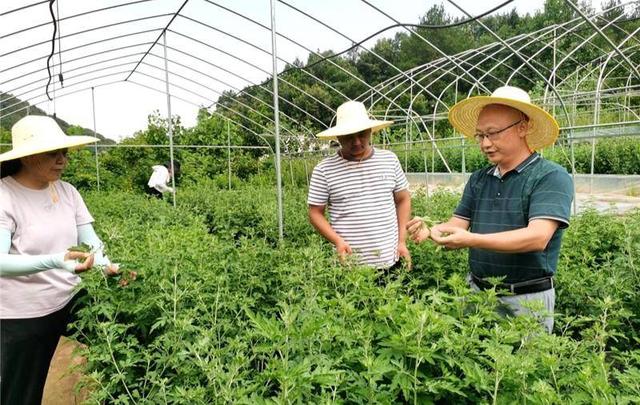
[316,101,393,140]
[0,115,99,162]
[448,86,559,151]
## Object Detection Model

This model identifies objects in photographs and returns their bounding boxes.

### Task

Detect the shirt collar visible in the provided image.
[337,147,375,162]
[489,152,540,178]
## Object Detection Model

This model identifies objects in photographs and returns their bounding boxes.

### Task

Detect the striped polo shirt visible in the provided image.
[308,148,409,268]
[453,153,574,283]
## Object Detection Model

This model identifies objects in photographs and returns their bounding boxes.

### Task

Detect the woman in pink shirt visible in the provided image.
[0,116,118,405]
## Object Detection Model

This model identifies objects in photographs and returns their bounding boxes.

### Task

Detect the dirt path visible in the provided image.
[42,337,89,405]
[409,184,640,215]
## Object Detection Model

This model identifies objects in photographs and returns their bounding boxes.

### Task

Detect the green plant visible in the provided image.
[68,187,640,403]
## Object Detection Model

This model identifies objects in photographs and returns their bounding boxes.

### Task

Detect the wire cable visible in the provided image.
[45,0,57,100]
[277,0,514,76]
[56,0,64,88]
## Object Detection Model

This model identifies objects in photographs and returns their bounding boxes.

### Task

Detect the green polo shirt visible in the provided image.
[453,153,574,283]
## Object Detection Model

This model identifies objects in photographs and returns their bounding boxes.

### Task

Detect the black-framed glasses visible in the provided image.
[474,119,523,143]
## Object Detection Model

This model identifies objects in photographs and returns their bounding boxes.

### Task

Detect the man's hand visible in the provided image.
[397,241,412,270]
[407,217,431,243]
[430,225,475,249]
[335,239,353,263]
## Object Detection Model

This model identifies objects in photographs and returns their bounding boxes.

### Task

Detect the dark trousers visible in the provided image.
[1,292,85,405]
[376,260,408,287]
[146,187,163,199]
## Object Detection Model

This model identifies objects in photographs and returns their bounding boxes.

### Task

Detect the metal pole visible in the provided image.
[409,71,413,155]
[552,27,557,120]
[590,77,602,194]
[624,76,632,123]
[91,87,100,191]
[270,0,284,242]
[431,136,435,173]
[227,119,231,190]
[405,72,411,171]
[303,157,309,186]
[568,101,578,215]
[424,144,429,198]
[569,133,577,215]
[456,80,466,176]
[404,118,409,171]
[589,93,600,194]
[289,158,295,186]
[163,32,177,208]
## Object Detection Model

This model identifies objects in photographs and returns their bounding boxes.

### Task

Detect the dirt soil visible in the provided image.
[42,337,89,405]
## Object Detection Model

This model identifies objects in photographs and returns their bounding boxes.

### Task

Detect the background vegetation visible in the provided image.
[2,1,639,189]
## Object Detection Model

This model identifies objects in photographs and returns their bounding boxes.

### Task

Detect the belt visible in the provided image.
[470,273,554,295]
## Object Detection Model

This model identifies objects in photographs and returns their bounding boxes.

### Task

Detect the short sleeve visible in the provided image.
[69,184,94,226]
[148,166,167,188]
[0,206,15,234]
[393,155,409,192]
[0,190,16,233]
[528,168,573,228]
[307,165,329,206]
[453,171,479,221]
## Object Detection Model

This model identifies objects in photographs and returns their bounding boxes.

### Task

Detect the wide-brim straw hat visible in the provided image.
[316,101,393,140]
[0,115,99,162]
[448,86,559,151]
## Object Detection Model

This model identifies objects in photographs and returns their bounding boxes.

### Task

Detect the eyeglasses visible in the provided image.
[474,119,523,143]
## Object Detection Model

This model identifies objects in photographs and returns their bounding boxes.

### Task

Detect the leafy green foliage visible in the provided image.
[385,137,640,175]
[70,186,640,403]
[68,243,92,253]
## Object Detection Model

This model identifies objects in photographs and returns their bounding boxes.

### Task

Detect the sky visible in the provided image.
[1,0,584,141]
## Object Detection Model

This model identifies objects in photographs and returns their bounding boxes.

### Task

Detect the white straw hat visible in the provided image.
[316,101,393,140]
[448,86,559,150]
[0,115,99,162]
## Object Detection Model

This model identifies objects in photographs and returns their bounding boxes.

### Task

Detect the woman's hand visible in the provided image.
[64,251,95,273]
[118,269,138,287]
[104,263,120,276]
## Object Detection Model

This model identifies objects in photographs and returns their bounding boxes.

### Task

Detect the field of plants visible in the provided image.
[2,1,639,400]
[68,182,640,404]
[387,136,640,175]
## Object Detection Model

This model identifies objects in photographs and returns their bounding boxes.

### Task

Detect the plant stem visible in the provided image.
[100,323,136,403]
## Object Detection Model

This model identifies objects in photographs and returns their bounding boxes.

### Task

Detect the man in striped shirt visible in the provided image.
[308,101,411,270]
[408,86,574,333]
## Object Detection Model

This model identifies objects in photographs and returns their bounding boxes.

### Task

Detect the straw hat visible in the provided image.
[0,115,99,162]
[316,101,393,140]
[448,86,559,150]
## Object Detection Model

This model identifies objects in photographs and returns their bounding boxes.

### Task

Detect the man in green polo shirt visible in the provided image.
[407,86,574,333]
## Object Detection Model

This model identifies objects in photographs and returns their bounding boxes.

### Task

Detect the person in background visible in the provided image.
[308,100,412,272]
[147,161,179,198]
[0,115,119,405]
[407,86,574,333]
